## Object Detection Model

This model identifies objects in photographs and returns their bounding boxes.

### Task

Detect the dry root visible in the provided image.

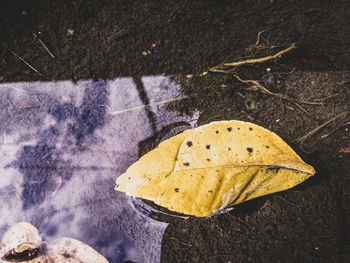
[205,41,324,115]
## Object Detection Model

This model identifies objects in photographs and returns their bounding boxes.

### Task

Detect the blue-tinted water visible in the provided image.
[0,76,199,263]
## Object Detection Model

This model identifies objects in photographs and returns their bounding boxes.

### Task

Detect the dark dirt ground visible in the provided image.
[1,0,350,262]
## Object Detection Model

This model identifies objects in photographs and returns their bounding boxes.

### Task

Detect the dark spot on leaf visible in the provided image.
[186,141,193,147]
[266,146,270,149]
[227,127,232,132]
[175,157,178,161]
[247,147,253,153]
[175,188,179,192]
[228,147,231,151]
[267,167,281,173]
[237,127,240,130]
[183,162,190,166]
[215,130,219,134]
[206,158,210,161]
[201,176,204,178]
[208,190,212,193]
[206,145,211,149]
[128,177,131,180]
[249,127,253,131]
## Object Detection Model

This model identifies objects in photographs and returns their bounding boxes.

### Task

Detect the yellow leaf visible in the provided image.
[115,120,315,217]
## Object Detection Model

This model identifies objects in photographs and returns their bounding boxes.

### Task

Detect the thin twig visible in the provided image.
[210,69,320,115]
[1,41,53,80]
[294,111,348,143]
[314,94,338,101]
[222,43,296,67]
[33,33,55,58]
[233,74,321,106]
[207,41,326,117]
[210,254,235,259]
[254,30,265,47]
[246,30,266,52]
[169,237,192,247]
[103,96,189,115]
[232,74,313,116]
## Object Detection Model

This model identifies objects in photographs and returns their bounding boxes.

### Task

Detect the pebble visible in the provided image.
[67,29,74,35]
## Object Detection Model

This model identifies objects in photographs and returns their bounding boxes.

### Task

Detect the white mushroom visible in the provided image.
[0,222,43,262]
[1,222,108,263]
[45,238,108,263]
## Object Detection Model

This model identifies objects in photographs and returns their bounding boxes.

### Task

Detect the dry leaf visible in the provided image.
[115,120,315,217]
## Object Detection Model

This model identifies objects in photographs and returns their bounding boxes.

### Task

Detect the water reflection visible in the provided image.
[0,76,198,263]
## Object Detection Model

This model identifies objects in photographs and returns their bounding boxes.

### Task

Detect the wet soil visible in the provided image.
[1,1,349,262]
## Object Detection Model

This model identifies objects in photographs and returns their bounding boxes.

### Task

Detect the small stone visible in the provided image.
[186,74,193,79]
[67,29,74,36]
[142,51,148,56]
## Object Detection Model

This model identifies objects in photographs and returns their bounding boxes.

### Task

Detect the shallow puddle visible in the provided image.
[0,76,198,263]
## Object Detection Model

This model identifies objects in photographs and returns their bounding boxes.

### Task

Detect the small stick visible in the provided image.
[210,254,235,259]
[210,69,321,115]
[222,42,296,67]
[254,30,265,47]
[104,96,189,115]
[1,41,53,80]
[233,74,321,105]
[33,33,55,58]
[169,237,192,247]
[232,74,314,116]
[294,111,348,143]
[208,42,327,116]
[246,30,266,52]
[313,94,338,101]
